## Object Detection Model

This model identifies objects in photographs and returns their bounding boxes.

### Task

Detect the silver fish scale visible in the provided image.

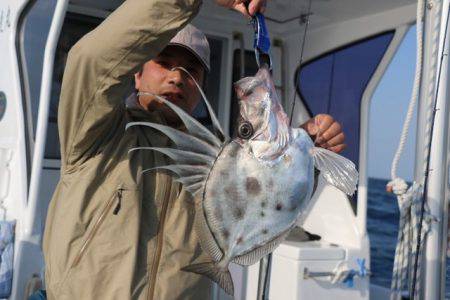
[203,129,315,260]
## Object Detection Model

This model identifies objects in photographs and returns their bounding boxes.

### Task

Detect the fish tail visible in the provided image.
[182,262,234,296]
[309,146,358,195]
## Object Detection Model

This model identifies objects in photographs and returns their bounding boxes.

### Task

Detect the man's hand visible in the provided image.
[301,114,346,153]
[215,0,267,17]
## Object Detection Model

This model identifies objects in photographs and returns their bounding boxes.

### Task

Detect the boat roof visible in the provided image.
[69,0,417,29]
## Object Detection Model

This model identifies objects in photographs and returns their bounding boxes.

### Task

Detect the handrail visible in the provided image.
[24,0,68,238]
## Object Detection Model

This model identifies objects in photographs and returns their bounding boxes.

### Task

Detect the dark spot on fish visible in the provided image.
[259,106,266,116]
[283,154,292,164]
[246,177,261,195]
[276,203,283,211]
[261,201,267,208]
[222,229,230,240]
[260,211,265,217]
[236,236,243,244]
[220,170,229,179]
[228,144,239,157]
[224,184,240,201]
[233,207,245,220]
[262,229,268,234]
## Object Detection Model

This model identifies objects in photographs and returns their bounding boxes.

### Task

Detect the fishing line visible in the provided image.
[288,0,313,127]
[411,4,450,298]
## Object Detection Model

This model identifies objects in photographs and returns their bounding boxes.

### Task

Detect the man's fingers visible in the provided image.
[315,115,333,135]
[217,0,267,16]
[316,122,341,144]
[248,0,267,15]
[321,132,345,148]
[328,144,347,154]
[233,3,251,17]
[304,121,319,136]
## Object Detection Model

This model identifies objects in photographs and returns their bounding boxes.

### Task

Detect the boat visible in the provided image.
[0,0,447,299]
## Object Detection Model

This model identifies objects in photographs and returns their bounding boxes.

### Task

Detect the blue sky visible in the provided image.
[368,26,417,181]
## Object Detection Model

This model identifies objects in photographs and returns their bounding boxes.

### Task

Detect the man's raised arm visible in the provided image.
[58,0,201,171]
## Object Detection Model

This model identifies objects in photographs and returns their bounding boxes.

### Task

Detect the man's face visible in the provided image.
[135,45,206,123]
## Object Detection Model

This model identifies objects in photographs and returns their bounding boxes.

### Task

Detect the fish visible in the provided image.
[126,65,358,296]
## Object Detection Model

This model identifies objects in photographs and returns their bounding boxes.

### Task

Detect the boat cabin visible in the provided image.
[1,0,448,299]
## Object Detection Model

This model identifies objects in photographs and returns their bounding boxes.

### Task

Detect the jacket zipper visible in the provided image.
[71,188,122,268]
[147,181,172,300]
[113,188,123,215]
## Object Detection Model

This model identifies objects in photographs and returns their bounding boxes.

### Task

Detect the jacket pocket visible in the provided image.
[70,187,124,268]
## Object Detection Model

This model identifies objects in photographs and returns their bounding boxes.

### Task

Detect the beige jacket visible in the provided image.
[42,0,212,299]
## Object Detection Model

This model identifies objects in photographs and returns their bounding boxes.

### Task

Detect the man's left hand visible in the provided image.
[215,0,267,17]
[300,114,346,153]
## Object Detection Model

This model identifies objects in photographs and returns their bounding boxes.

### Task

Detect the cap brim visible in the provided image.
[168,42,210,73]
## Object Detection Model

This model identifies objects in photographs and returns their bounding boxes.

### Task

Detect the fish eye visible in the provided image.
[238,121,254,139]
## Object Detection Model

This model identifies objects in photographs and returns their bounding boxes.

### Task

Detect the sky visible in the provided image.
[368,26,417,181]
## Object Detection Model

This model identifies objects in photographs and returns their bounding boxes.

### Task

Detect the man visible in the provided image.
[43,0,345,299]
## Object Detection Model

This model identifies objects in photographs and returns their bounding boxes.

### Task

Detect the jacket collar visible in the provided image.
[126,92,165,123]
[125,92,187,132]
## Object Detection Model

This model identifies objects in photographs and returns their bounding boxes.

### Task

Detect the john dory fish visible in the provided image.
[126,65,358,295]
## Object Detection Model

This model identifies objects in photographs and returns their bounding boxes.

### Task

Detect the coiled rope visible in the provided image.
[388,0,443,298]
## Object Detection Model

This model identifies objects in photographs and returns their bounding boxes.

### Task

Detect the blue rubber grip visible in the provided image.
[253,13,271,54]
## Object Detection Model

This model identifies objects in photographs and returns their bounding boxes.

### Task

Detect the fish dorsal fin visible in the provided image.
[194,201,223,263]
[130,147,214,166]
[126,122,219,157]
[172,67,228,141]
[141,165,208,196]
[182,262,234,296]
[232,229,290,266]
[137,92,223,147]
[309,147,358,196]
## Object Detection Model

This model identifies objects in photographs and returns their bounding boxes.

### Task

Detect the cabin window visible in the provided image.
[46,13,225,160]
[192,36,226,128]
[229,50,259,136]
[297,31,395,169]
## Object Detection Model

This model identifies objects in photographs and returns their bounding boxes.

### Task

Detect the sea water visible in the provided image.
[367,177,450,298]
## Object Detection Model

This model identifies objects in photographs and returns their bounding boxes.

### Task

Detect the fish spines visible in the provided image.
[181,262,234,296]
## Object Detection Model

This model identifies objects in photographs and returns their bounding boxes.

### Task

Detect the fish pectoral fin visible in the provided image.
[182,262,234,296]
[309,147,358,196]
[232,229,290,266]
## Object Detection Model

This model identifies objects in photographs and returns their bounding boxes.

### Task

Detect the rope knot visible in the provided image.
[386,178,409,196]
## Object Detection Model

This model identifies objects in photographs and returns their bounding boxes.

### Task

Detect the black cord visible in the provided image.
[289,0,313,126]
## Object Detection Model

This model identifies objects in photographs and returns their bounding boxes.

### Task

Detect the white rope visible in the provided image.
[330,259,369,287]
[388,1,444,298]
[388,1,425,299]
[388,0,424,183]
